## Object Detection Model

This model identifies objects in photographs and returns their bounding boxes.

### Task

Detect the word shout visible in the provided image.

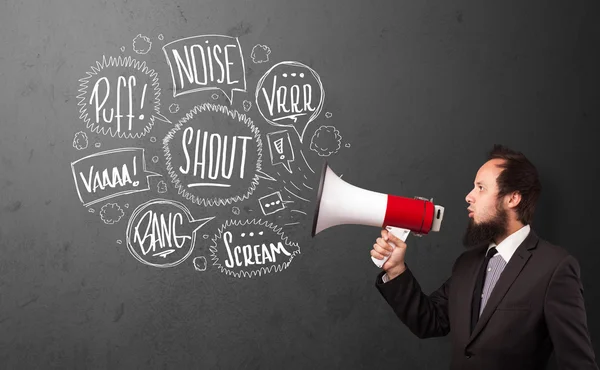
[178,127,252,187]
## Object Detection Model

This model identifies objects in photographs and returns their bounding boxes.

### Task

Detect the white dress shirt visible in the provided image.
[381,224,531,284]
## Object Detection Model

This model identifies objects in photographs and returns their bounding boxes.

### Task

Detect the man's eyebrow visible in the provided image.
[474,181,485,186]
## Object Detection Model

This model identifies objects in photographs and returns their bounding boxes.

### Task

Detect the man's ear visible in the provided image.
[506,191,522,210]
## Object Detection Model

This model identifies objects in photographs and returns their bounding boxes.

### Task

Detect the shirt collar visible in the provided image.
[487,224,531,263]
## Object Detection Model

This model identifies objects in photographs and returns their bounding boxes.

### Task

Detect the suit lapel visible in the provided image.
[466,230,539,345]
[455,244,487,344]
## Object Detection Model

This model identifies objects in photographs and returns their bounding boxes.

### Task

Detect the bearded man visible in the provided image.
[372,144,598,370]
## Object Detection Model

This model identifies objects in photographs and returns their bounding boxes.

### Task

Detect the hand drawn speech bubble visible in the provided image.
[162,35,246,104]
[163,103,263,207]
[71,147,161,207]
[77,55,171,139]
[255,61,324,143]
[209,219,300,278]
[126,198,214,268]
[266,130,295,173]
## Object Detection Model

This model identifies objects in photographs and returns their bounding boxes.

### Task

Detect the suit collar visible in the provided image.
[486,224,531,263]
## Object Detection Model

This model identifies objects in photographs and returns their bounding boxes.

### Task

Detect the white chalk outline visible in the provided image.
[163,103,263,207]
[193,256,208,271]
[209,219,300,279]
[99,202,125,224]
[162,34,247,104]
[71,147,161,207]
[300,150,315,174]
[132,34,152,55]
[310,125,342,157]
[125,198,214,268]
[73,131,89,150]
[266,129,295,174]
[250,44,271,63]
[258,191,285,216]
[255,61,325,143]
[77,55,170,139]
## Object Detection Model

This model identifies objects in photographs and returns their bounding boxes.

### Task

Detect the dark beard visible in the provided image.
[462,205,508,248]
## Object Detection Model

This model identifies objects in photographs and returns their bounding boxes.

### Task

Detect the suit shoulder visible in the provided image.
[533,237,576,266]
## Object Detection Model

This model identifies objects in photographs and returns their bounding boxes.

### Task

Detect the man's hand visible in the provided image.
[370,228,408,280]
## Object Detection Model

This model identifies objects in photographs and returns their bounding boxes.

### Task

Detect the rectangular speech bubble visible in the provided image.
[162,34,246,104]
[71,147,160,207]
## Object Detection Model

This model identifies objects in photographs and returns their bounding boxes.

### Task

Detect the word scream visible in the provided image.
[222,231,292,268]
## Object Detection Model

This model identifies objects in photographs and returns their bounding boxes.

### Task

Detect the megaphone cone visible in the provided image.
[311,161,445,266]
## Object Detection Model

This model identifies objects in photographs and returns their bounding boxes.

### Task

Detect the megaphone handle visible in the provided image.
[372,226,410,268]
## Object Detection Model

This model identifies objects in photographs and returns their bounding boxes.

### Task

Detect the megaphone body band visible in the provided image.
[384,195,434,234]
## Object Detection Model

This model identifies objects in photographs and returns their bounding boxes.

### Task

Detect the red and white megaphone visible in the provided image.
[311,161,445,268]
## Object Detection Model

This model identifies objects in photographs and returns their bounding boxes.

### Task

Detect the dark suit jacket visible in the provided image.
[376,229,598,370]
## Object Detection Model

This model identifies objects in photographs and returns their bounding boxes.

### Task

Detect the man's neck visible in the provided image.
[493,221,526,245]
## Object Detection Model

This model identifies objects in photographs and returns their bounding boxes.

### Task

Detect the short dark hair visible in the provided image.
[488,144,542,225]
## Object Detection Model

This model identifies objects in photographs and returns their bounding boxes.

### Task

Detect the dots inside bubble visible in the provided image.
[300,73,305,78]
[249,232,254,237]
[241,233,245,237]
[259,231,263,235]
[282,73,287,77]
[139,114,144,120]
[265,204,270,208]
[280,155,285,159]
[275,200,280,204]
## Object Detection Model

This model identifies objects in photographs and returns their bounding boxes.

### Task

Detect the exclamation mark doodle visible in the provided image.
[133,155,140,186]
[139,84,147,121]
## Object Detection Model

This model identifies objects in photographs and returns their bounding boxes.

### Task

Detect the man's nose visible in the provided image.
[465,191,474,204]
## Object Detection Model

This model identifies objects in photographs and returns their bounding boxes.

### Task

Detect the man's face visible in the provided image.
[462,159,509,247]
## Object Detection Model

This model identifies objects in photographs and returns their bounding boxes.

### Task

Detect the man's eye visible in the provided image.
[478,186,483,191]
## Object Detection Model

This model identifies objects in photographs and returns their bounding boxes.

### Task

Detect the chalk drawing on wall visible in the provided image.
[243,100,252,112]
[309,125,342,157]
[193,256,207,271]
[163,103,263,207]
[100,202,125,224]
[266,130,295,174]
[209,219,300,278]
[255,61,324,143]
[259,191,285,216]
[73,131,89,150]
[133,34,152,54]
[162,34,246,104]
[125,198,214,268]
[169,103,180,114]
[251,44,271,63]
[77,55,171,139]
[157,180,167,193]
[71,147,161,207]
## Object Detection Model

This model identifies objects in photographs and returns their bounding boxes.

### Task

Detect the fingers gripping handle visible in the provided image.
[372,226,410,268]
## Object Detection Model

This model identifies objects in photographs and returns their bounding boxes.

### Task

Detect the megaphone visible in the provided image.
[311,161,445,268]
